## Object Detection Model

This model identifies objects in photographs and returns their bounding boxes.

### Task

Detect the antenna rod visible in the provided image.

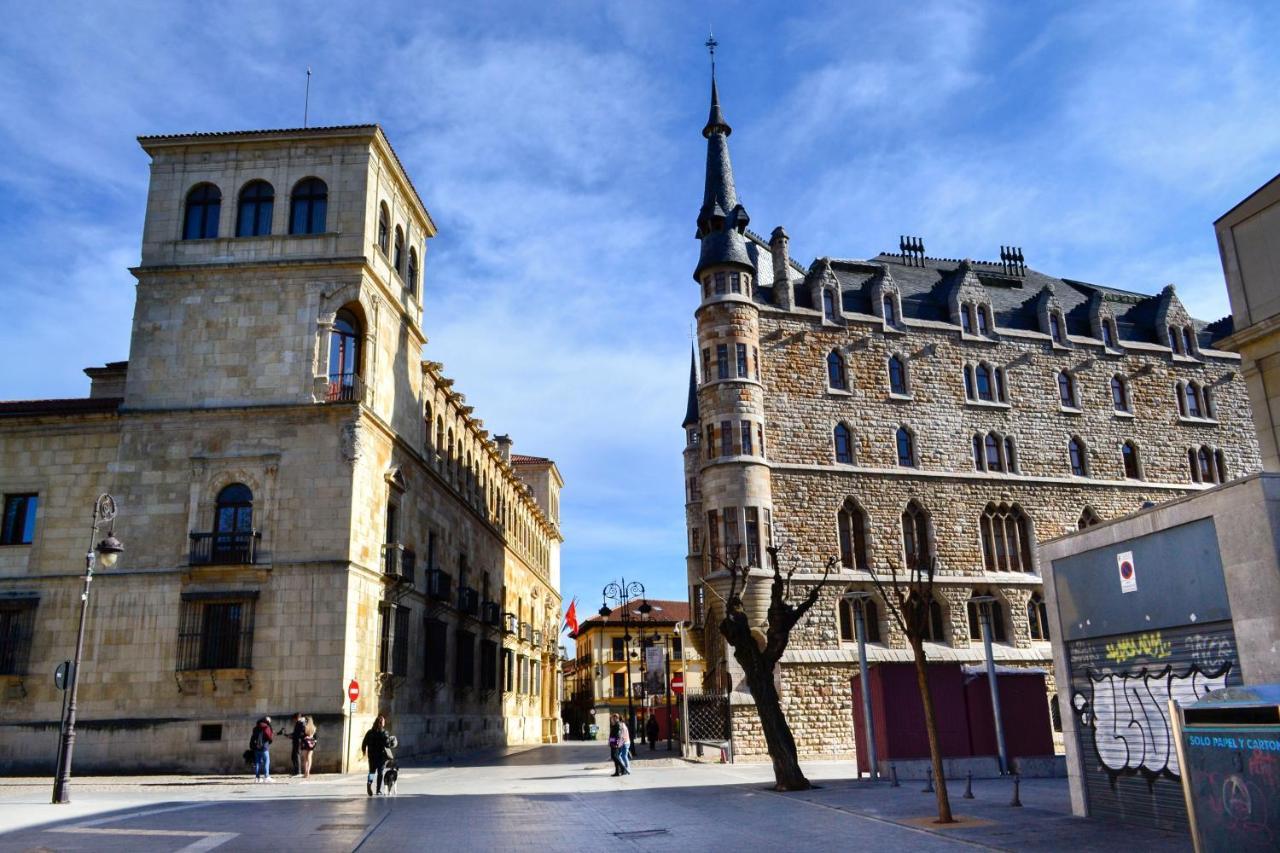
[304,67,312,128]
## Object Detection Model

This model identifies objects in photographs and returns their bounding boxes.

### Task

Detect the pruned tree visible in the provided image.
[867,553,954,823]
[718,544,835,792]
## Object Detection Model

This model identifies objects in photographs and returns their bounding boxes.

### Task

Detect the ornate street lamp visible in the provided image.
[600,579,647,738]
[52,494,123,804]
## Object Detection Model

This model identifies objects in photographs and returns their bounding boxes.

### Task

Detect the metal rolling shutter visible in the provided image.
[1067,620,1241,832]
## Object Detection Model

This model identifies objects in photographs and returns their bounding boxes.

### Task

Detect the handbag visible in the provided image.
[608,737,618,748]
[302,736,317,750]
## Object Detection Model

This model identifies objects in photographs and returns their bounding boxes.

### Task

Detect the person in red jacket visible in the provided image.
[250,716,274,782]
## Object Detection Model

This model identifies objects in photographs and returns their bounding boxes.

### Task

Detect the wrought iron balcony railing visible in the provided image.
[382,543,416,585]
[458,586,480,616]
[427,568,453,602]
[325,373,365,403]
[189,531,261,566]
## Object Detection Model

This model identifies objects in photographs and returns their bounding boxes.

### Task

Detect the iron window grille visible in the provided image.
[177,593,257,671]
[189,530,260,566]
[454,630,475,688]
[427,568,453,602]
[458,586,480,616]
[424,618,447,683]
[382,544,416,585]
[0,596,38,675]
[378,604,410,676]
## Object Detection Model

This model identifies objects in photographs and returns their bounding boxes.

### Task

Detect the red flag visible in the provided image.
[563,598,579,636]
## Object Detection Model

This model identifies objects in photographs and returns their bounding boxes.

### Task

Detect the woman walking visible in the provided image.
[300,716,318,779]
[250,715,274,783]
[360,715,391,796]
[608,714,624,776]
[616,716,632,775]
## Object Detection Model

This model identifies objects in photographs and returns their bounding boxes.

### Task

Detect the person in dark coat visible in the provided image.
[645,714,660,751]
[608,714,625,777]
[278,712,306,777]
[360,715,391,796]
[251,715,274,782]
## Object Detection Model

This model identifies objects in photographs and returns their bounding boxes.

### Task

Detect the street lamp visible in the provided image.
[843,590,878,780]
[52,494,123,804]
[971,594,1009,775]
[600,578,646,738]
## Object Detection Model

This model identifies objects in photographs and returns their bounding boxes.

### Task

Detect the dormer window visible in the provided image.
[1049,313,1065,345]
[976,305,990,336]
[883,295,897,326]
[823,289,836,321]
[1101,319,1116,349]
[1181,326,1196,356]
[1169,325,1182,354]
[961,308,972,334]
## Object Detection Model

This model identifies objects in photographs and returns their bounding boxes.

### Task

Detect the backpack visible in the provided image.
[249,725,264,751]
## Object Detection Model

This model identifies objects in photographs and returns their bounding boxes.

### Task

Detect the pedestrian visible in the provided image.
[300,715,318,779]
[608,714,623,776]
[278,712,306,777]
[360,715,391,796]
[617,716,632,775]
[250,715,274,783]
[646,714,659,751]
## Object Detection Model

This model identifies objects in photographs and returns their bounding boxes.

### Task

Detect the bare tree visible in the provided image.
[866,554,955,823]
[718,545,835,792]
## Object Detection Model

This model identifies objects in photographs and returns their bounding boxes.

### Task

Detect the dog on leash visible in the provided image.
[381,759,399,796]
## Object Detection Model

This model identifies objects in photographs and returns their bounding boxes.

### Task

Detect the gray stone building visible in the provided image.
[681,76,1262,760]
[0,125,563,773]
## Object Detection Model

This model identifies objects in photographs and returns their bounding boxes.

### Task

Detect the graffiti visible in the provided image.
[1186,632,1236,670]
[1073,663,1230,778]
[1103,631,1172,663]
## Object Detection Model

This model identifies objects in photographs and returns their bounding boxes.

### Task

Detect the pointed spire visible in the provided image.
[682,343,700,428]
[703,76,732,138]
[693,37,752,280]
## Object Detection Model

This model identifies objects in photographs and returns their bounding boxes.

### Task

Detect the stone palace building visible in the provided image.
[0,125,563,773]
[681,76,1262,760]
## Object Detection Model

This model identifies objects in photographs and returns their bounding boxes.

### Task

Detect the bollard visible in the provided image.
[922,766,934,794]
[963,771,974,799]
[1010,773,1022,807]
[890,763,900,787]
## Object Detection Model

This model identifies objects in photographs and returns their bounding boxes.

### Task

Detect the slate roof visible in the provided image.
[682,345,699,428]
[694,77,752,280]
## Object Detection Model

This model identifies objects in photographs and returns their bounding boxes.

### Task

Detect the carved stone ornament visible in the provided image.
[340,419,364,464]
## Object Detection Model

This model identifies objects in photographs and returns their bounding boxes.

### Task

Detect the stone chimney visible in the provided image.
[83,361,128,399]
[494,434,512,462]
[770,226,793,310]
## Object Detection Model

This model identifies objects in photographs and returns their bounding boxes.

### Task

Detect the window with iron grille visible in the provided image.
[0,596,38,675]
[480,639,498,690]
[177,593,256,671]
[424,618,447,683]
[503,648,514,692]
[378,604,410,676]
[454,630,475,688]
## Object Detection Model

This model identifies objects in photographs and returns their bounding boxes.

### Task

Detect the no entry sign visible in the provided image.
[348,679,360,703]
[671,672,684,695]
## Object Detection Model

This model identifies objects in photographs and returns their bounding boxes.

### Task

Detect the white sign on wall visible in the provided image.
[1116,551,1138,594]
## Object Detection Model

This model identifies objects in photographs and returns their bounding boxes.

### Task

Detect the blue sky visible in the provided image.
[2,1,1279,623]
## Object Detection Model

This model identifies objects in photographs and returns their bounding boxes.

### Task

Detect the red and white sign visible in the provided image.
[671,672,684,695]
[348,679,360,703]
[1116,551,1137,594]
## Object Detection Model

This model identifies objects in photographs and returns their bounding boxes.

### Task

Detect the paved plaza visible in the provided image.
[0,743,1188,852]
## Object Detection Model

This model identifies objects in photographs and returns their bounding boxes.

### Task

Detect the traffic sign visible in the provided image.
[348,679,360,703]
[671,672,684,695]
[1116,551,1137,594]
[54,661,71,691]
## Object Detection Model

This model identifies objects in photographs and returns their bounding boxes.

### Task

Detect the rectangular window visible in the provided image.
[378,604,410,676]
[425,618,448,682]
[177,593,257,671]
[730,272,741,293]
[0,597,38,675]
[1,494,38,545]
[753,347,760,379]
[454,630,475,688]
[736,343,748,377]
[612,636,626,661]
[693,585,705,627]
[745,507,761,567]
[721,420,732,456]
[503,649,515,692]
[531,660,541,696]
[702,276,712,298]
[706,424,715,459]
[723,510,740,562]
[613,670,626,697]
[701,348,711,381]
[758,425,765,458]
[707,510,720,562]
[672,636,683,659]
[427,531,437,571]
[714,272,726,294]
[764,509,774,554]
[690,527,701,555]
[716,344,729,379]
[480,639,498,690]
[740,421,753,456]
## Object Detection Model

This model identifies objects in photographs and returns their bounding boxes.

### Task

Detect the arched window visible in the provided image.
[977,305,990,336]
[1182,327,1195,356]
[963,365,976,400]
[1203,386,1215,418]
[289,177,328,235]
[1077,506,1100,529]
[183,183,221,239]
[1111,375,1129,412]
[1198,446,1213,483]
[1049,312,1064,344]
[407,248,419,296]
[1188,448,1201,483]
[833,424,854,465]
[822,289,836,321]
[827,350,847,390]
[1185,382,1202,417]
[1068,436,1087,476]
[839,596,881,642]
[907,592,945,641]
[980,502,1033,572]
[327,308,362,401]
[212,483,254,562]
[235,180,274,237]
[994,367,1007,402]
[1122,441,1141,479]
[377,203,390,254]
[837,499,869,570]
[961,305,972,334]
[1215,450,1228,483]
[896,427,915,468]
[1004,436,1017,473]
[976,364,993,401]
[883,294,896,325]
[901,500,930,570]
[967,593,1007,642]
[1057,370,1075,407]
[1027,594,1050,640]
[985,433,1002,472]
[888,355,907,395]
[1102,320,1115,348]
[393,226,405,275]
[1176,381,1188,416]
[435,416,444,465]
[972,435,984,471]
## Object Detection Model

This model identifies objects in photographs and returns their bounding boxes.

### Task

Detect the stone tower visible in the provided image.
[690,77,774,691]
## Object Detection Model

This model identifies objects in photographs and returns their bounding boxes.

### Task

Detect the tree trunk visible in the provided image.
[911,637,954,823]
[739,653,810,791]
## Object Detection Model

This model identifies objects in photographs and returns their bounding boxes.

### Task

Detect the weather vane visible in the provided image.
[705,28,718,74]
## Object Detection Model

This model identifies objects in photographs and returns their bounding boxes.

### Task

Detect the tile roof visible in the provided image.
[577,599,691,631]
[0,397,122,418]
[511,454,552,465]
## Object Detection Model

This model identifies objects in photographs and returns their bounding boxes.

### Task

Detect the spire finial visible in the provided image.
[705,28,718,77]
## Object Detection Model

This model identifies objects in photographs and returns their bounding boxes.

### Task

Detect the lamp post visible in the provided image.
[843,591,878,780]
[52,494,123,804]
[971,594,1009,775]
[600,579,647,738]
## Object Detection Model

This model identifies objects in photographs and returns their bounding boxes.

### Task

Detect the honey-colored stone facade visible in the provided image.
[0,126,562,774]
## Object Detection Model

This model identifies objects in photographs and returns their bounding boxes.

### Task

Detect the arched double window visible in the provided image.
[327,308,362,401]
[980,502,1033,572]
[974,432,1016,473]
[407,248,419,296]
[212,483,254,563]
[1068,436,1088,477]
[906,591,945,641]
[833,424,854,465]
[901,500,931,570]
[838,596,881,643]
[1111,375,1129,412]
[976,364,994,401]
[827,350,847,390]
[183,183,221,239]
[377,203,390,254]
[888,355,907,395]
[236,181,274,237]
[1027,594,1050,640]
[393,226,405,275]
[967,592,1007,642]
[1189,445,1228,484]
[1122,441,1141,479]
[1057,370,1076,407]
[289,177,328,235]
[837,499,869,570]
[896,427,915,468]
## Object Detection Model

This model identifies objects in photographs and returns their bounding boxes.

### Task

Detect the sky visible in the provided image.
[2,1,1279,624]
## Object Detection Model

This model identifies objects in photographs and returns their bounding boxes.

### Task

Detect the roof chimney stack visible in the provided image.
[495,434,512,462]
